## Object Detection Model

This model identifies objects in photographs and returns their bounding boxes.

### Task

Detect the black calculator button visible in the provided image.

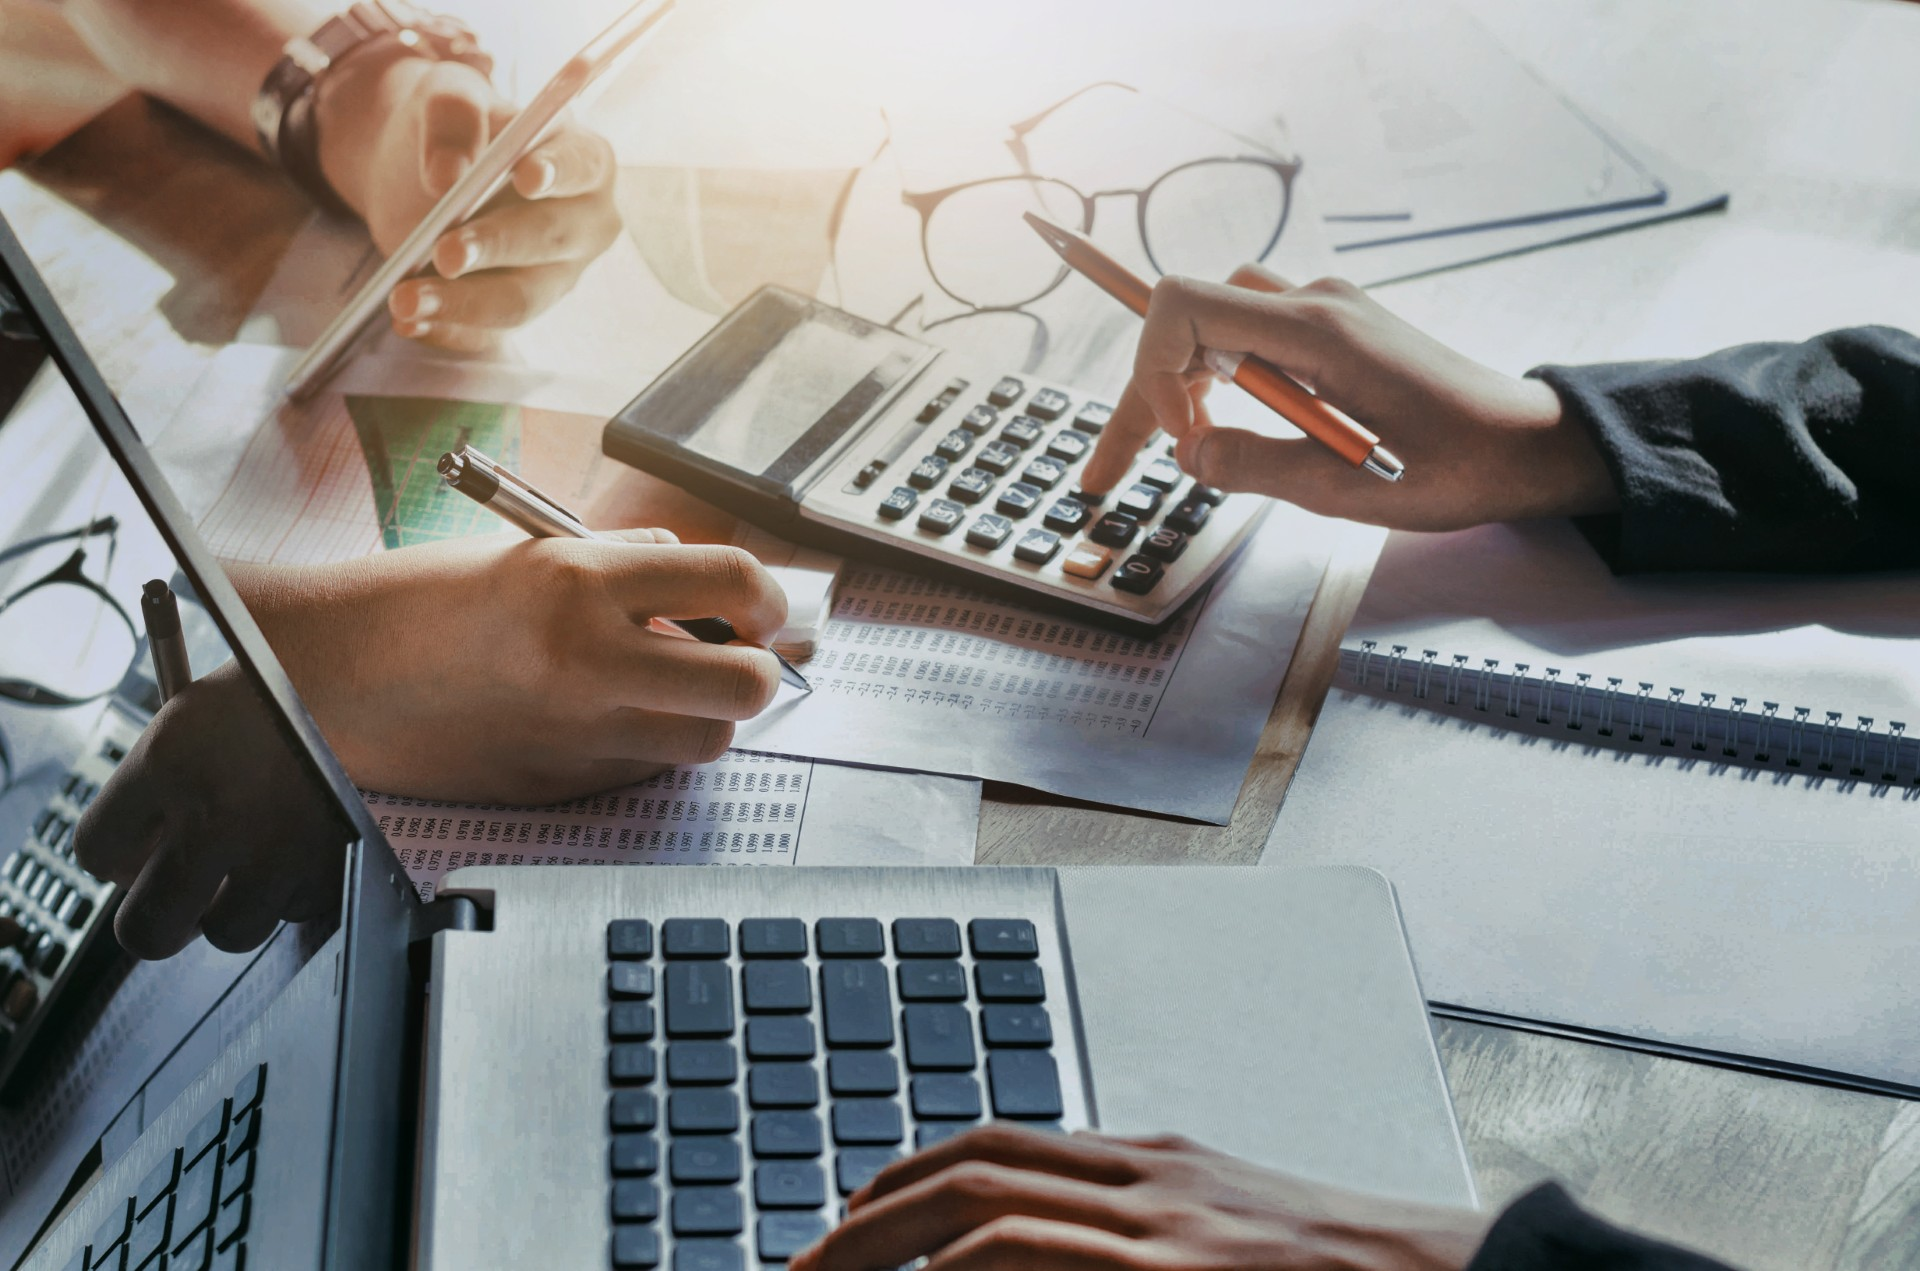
[743,961,811,1013]
[827,1051,898,1096]
[1045,430,1092,462]
[663,919,730,959]
[876,487,918,520]
[1088,512,1140,548]
[608,919,654,960]
[835,1148,899,1196]
[999,417,1044,449]
[1115,484,1164,520]
[1021,457,1067,490]
[1073,402,1113,434]
[1164,497,1212,534]
[969,918,1039,958]
[35,935,64,975]
[987,1051,1064,1120]
[986,376,1025,406]
[759,1212,830,1262]
[852,462,884,489]
[1191,483,1226,505]
[981,1004,1053,1047]
[892,918,961,957]
[1112,555,1166,594]
[975,442,1020,475]
[817,918,886,957]
[1026,387,1071,420]
[948,468,995,504]
[1140,458,1183,490]
[965,515,1014,549]
[1013,529,1062,564]
[907,457,948,489]
[960,404,999,434]
[63,891,93,927]
[916,399,946,424]
[739,918,807,958]
[1067,486,1106,508]
[995,483,1042,518]
[1041,500,1089,534]
[1140,527,1188,562]
[934,429,973,461]
[897,961,967,1001]
[917,500,965,535]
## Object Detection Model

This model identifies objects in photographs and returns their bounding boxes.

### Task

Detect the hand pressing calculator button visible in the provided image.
[877,487,917,520]
[908,457,949,489]
[1088,512,1139,548]
[1139,527,1188,562]
[1112,554,1166,594]
[1115,484,1164,520]
[996,483,1042,518]
[948,468,995,504]
[1042,499,1089,534]
[960,405,999,434]
[918,500,965,535]
[1013,529,1062,564]
[934,430,973,461]
[1072,403,1113,434]
[1045,430,1092,462]
[1026,388,1071,420]
[987,376,1025,407]
[1164,497,1211,534]
[966,515,1014,549]
[1021,457,1067,490]
[975,442,1020,475]
[1139,458,1184,490]
[999,417,1045,449]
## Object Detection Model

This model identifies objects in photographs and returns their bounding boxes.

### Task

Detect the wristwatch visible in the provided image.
[252,1,493,214]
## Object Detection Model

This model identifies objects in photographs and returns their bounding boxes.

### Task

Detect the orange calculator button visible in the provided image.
[1061,543,1112,579]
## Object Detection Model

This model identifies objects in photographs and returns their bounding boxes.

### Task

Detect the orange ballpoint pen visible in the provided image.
[1023,212,1404,482]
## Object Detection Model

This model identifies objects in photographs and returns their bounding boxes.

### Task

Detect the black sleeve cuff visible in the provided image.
[1468,1184,1741,1271]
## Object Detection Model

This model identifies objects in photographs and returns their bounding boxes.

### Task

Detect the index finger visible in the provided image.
[590,543,788,645]
[513,124,616,200]
[849,1124,1140,1211]
[1078,381,1160,496]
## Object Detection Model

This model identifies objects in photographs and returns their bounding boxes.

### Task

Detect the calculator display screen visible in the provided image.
[627,289,927,489]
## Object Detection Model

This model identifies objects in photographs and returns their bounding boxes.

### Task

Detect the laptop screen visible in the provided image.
[0,223,414,1268]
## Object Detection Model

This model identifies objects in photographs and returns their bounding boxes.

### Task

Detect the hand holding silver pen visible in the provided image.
[437,446,811,693]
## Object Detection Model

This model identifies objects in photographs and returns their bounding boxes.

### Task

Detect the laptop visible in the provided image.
[0,214,1476,1271]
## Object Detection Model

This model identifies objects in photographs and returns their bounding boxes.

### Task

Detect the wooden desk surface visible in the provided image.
[5,0,1918,1264]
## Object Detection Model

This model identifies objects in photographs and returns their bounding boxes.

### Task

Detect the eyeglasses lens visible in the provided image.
[1142,160,1290,281]
[923,177,1083,309]
[0,581,136,705]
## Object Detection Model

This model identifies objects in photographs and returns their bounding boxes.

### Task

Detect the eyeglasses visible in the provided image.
[0,517,141,709]
[900,82,1301,314]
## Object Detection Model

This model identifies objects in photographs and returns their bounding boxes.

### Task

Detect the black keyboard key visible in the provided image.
[1072,402,1113,434]
[974,440,1021,475]
[1046,430,1093,463]
[611,1224,661,1270]
[134,1150,179,1218]
[975,962,1045,1002]
[948,467,995,504]
[662,918,730,959]
[224,1107,260,1161]
[171,1229,211,1271]
[965,514,1014,550]
[666,1042,735,1085]
[898,960,967,1002]
[827,1051,898,1096]
[1026,388,1071,420]
[1139,458,1183,490]
[988,1051,1064,1119]
[917,498,965,535]
[970,919,1038,958]
[1042,499,1089,534]
[758,1212,830,1262]
[916,1121,975,1149]
[218,1150,255,1206]
[1115,483,1164,519]
[742,961,811,1013]
[903,1003,976,1071]
[1021,457,1067,490]
[609,964,655,1000]
[754,1160,826,1209]
[747,1063,818,1109]
[960,404,999,434]
[986,376,1024,407]
[671,1240,742,1271]
[232,1064,266,1113]
[995,482,1042,519]
[215,1192,250,1251]
[1013,528,1061,564]
[1140,526,1188,562]
[1164,498,1212,534]
[665,963,734,1037]
[877,486,917,520]
[611,1134,660,1176]
[670,1138,742,1184]
[128,1198,170,1267]
[815,918,885,957]
[611,1091,659,1131]
[610,1044,658,1085]
[668,1090,740,1135]
[892,918,960,957]
[1111,554,1165,595]
[999,416,1044,448]
[835,1147,899,1196]
[608,920,654,960]
[981,1004,1052,1047]
[911,1074,984,1120]
[751,1110,825,1158]
[832,1099,904,1146]
[820,961,893,1047]
[610,1003,657,1042]
[673,1188,744,1237]
[745,1016,815,1060]
[35,936,66,976]
[174,1148,219,1240]
[62,892,94,927]
[611,1179,661,1222]
[934,429,973,461]
[739,918,807,958]
[182,1101,228,1168]
[907,457,948,490]
[1089,512,1140,548]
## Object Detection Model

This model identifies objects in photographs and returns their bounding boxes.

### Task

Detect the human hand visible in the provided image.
[74,661,351,960]
[313,51,622,353]
[791,1123,1491,1271]
[1079,265,1619,532]
[227,530,788,806]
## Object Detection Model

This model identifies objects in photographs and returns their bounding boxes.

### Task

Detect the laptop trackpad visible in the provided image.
[1056,865,1476,1209]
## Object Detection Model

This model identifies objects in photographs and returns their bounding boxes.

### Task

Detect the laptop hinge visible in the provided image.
[409,896,483,944]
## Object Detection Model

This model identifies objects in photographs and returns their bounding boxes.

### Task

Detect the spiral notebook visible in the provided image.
[1266,518,1920,1095]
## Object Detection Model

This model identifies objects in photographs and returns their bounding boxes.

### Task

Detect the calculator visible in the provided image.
[603,287,1267,632]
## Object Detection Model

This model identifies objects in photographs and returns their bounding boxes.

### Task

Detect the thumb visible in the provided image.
[418,65,491,196]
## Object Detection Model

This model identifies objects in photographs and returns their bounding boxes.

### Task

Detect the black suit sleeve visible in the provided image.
[1528,326,1920,573]
[1468,1184,1740,1271]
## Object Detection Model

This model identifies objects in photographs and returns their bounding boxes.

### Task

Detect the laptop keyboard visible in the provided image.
[605,917,1064,1270]
[71,1063,266,1271]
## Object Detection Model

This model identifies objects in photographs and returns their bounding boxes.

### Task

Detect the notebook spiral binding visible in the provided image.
[1342,641,1919,785]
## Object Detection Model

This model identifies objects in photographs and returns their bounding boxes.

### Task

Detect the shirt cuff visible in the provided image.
[1468,1183,1739,1271]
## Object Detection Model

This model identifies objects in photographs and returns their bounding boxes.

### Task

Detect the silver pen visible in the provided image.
[438,446,812,693]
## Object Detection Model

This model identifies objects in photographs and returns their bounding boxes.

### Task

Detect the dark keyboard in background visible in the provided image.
[0,705,139,1093]
[605,916,1065,1271]
[67,1063,266,1271]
